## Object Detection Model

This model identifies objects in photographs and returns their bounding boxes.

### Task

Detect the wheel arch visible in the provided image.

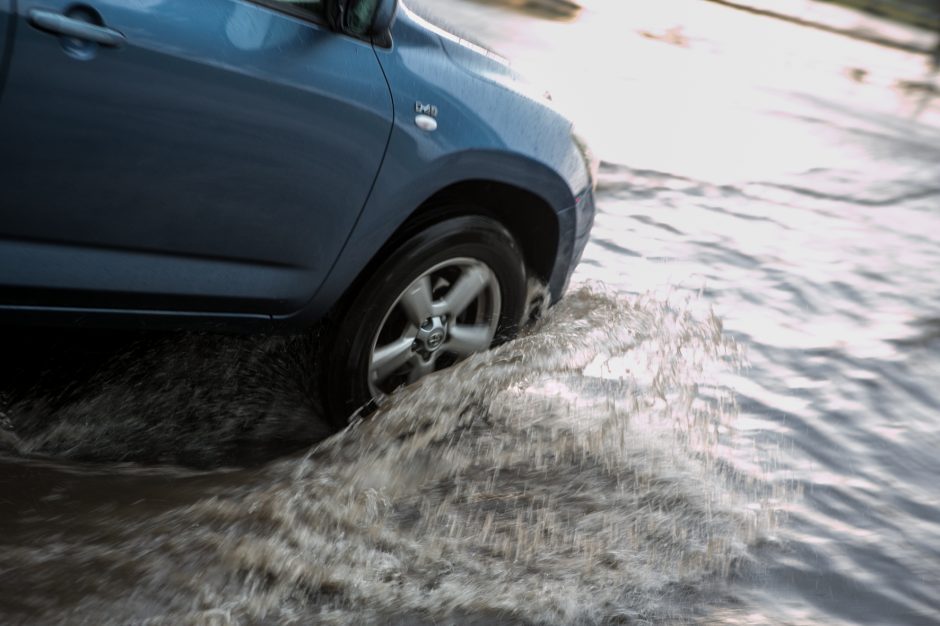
[384,180,560,285]
[276,151,578,329]
[357,180,560,311]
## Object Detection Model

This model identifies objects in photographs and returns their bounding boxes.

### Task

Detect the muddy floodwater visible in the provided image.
[3,0,940,624]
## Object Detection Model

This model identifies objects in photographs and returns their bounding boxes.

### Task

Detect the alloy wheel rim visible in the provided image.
[367,257,502,397]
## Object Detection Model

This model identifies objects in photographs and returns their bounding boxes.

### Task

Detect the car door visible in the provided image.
[0,0,392,317]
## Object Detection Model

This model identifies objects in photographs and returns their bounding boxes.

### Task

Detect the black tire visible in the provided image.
[322,214,527,424]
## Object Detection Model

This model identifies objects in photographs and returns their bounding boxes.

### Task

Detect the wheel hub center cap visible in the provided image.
[426,330,445,350]
[416,317,447,353]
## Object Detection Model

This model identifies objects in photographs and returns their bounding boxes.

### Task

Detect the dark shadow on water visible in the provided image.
[0,327,335,469]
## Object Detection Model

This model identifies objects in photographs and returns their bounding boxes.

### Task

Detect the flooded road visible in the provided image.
[3,0,940,623]
[1,291,764,624]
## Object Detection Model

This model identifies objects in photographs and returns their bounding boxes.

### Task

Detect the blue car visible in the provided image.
[0,0,596,419]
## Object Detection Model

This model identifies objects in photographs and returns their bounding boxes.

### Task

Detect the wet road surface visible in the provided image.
[3,0,940,623]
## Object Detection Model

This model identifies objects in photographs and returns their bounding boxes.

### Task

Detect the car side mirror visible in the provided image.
[326,0,398,39]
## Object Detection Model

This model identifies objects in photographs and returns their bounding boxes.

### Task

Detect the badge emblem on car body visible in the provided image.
[415,102,438,117]
[415,101,439,132]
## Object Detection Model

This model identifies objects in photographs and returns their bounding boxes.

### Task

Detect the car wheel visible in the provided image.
[323,215,527,424]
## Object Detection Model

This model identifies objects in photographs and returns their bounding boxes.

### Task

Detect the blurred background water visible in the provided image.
[419,1,940,622]
[2,0,940,623]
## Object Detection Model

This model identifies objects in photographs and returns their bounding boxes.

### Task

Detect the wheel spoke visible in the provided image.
[407,355,437,384]
[399,276,434,326]
[437,264,490,317]
[446,323,495,357]
[371,336,415,382]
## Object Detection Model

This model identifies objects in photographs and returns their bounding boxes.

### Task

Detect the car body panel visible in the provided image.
[0,0,393,317]
[0,0,595,332]
[280,5,595,326]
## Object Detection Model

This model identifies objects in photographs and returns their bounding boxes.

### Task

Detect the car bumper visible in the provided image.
[549,185,596,303]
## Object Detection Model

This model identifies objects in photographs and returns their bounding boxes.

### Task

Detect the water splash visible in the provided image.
[0,287,783,624]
